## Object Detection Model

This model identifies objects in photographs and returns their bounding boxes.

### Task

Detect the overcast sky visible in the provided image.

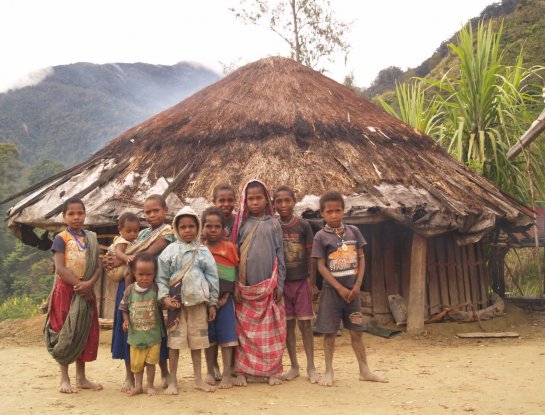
[1,0,493,92]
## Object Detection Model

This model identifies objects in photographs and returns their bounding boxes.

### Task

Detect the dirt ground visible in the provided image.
[1,304,544,415]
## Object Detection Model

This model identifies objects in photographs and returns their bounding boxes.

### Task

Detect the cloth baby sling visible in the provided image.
[235,218,286,377]
[166,250,198,334]
[44,231,99,366]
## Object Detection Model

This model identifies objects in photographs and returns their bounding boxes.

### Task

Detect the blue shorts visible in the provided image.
[208,296,238,347]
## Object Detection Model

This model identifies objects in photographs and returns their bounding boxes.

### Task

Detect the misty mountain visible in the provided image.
[0,62,220,166]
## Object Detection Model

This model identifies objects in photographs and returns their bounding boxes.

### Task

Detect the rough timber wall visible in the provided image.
[361,223,489,324]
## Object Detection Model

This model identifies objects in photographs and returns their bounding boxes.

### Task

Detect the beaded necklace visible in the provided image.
[67,227,87,250]
[279,215,297,226]
[324,223,348,251]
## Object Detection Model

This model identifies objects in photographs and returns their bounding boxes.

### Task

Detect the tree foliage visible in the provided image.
[231,0,350,71]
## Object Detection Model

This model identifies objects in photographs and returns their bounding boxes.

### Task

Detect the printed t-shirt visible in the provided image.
[311,224,366,289]
[280,217,314,281]
[208,240,239,295]
[119,283,162,349]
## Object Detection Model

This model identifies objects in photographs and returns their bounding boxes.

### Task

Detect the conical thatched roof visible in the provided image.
[5,57,532,244]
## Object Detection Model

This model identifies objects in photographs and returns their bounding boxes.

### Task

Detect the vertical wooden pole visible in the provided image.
[407,232,427,334]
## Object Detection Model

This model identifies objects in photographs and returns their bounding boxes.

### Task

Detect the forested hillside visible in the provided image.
[365,0,545,98]
[0,62,219,166]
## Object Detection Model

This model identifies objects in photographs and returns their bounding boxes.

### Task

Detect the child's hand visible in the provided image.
[233,285,242,303]
[347,286,361,303]
[127,255,135,263]
[163,297,181,310]
[274,288,283,303]
[336,285,351,303]
[122,320,129,332]
[208,306,217,321]
[217,296,228,308]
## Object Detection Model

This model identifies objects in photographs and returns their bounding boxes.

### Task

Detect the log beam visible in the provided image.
[407,232,428,334]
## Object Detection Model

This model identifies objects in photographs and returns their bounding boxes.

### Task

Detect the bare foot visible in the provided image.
[359,371,388,383]
[319,371,334,387]
[281,367,300,381]
[233,374,247,387]
[214,365,222,381]
[77,378,103,391]
[147,387,158,396]
[121,379,135,393]
[59,380,78,394]
[268,375,283,386]
[194,379,216,392]
[307,368,321,384]
[161,376,169,389]
[127,386,143,396]
[205,374,216,386]
[164,383,178,395]
[219,377,233,389]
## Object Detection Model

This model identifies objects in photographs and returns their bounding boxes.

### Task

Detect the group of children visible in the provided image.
[46,180,387,396]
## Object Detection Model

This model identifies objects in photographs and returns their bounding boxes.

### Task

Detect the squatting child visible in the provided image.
[120,252,163,397]
[46,196,102,393]
[231,180,286,386]
[157,206,219,394]
[273,185,320,384]
[312,191,387,386]
[202,207,239,389]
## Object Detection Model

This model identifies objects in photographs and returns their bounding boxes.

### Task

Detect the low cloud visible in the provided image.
[0,67,54,93]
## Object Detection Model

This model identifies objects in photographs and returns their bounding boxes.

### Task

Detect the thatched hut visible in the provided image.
[3,57,533,332]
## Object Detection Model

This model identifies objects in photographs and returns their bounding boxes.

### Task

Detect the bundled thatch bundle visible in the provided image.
[4,57,532,245]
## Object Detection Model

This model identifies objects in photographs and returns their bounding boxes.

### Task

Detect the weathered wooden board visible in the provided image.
[407,232,427,334]
[457,332,519,339]
[446,235,460,306]
[426,239,441,315]
[436,237,451,308]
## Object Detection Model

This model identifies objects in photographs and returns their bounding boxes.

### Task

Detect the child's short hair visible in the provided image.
[202,206,225,227]
[62,196,85,214]
[129,252,157,273]
[145,194,167,209]
[273,185,295,201]
[212,183,236,201]
[319,191,345,210]
[118,212,140,229]
[175,214,199,228]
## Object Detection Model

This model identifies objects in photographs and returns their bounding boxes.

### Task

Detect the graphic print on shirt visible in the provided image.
[327,240,358,277]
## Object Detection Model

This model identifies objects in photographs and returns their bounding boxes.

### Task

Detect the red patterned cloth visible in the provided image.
[234,262,286,377]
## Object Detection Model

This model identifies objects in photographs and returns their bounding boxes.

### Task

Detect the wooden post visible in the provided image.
[407,232,427,334]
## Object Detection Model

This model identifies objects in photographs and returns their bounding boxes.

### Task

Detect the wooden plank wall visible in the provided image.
[361,222,490,321]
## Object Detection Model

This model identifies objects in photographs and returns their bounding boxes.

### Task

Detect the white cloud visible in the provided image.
[1,67,53,93]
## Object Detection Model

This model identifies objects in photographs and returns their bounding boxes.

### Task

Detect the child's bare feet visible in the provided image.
[147,387,158,396]
[205,374,216,386]
[359,369,388,383]
[76,378,103,391]
[213,365,222,381]
[219,376,233,389]
[164,382,178,395]
[194,379,216,392]
[281,367,300,381]
[268,374,283,386]
[161,376,169,389]
[233,374,247,386]
[319,371,334,387]
[127,386,143,396]
[121,379,135,393]
[307,368,321,384]
[59,380,78,394]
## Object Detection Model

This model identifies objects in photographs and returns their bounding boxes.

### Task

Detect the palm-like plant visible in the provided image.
[381,20,545,203]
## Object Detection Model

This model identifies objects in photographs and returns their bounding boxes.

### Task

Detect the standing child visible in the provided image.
[109,194,174,392]
[273,185,320,384]
[202,207,239,389]
[231,180,286,386]
[157,206,219,394]
[120,252,163,397]
[45,196,102,393]
[312,191,387,386]
[212,183,237,237]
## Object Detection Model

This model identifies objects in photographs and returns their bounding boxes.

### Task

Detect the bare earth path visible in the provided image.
[1,307,544,415]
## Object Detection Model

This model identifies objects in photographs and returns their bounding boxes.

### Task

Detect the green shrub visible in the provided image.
[0,296,42,321]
